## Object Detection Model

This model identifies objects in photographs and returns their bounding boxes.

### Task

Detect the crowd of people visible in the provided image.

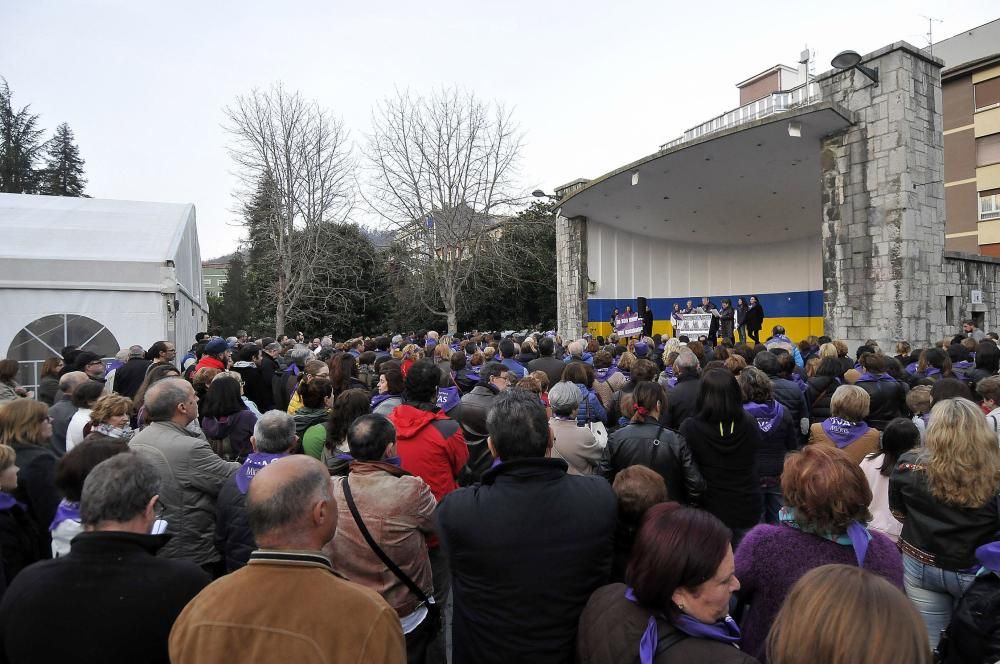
[0,320,998,664]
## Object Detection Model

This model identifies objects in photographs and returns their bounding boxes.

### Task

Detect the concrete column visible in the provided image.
[556,213,588,340]
[818,42,945,349]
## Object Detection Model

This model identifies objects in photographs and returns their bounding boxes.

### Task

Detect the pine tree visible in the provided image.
[0,78,44,194]
[38,122,87,196]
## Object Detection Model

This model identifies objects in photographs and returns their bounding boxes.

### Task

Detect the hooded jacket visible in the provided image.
[200,409,257,461]
[679,411,762,529]
[388,403,468,503]
[743,400,799,478]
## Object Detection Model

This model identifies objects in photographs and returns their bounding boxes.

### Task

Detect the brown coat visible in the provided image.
[169,550,405,664]
[807,423,881,465]
[578,583,759,664]
[330,461,436,617]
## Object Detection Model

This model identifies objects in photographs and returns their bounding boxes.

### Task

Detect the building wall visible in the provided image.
[943,251,1000,333]
[202,265,228,298]
[739,70,782,105]
[584,221,824,340]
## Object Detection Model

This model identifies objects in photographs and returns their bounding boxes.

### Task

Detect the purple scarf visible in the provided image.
[744,400,784,433]
[922,367,942,378]
[595,366,620,383]
[821,417,870,448]
[905,361,918,374]
[779,507,871,567]
[624,587,741,664]
[857,372,895,383]
[370,392,398,410]
[235,452,288,494]
[50,499,81,531]
[0,492,24,512]
[436,386,461,413]
[976,541,1000,573]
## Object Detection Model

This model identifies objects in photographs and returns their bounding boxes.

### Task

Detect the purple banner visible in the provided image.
[614,314,643,337]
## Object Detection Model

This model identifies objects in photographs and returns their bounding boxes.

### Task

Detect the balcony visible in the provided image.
[660,81,822,151]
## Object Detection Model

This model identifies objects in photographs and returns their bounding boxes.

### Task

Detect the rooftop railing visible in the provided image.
[659,81,821,151]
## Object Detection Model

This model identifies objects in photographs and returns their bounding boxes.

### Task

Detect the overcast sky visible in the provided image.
[2,1,996,259]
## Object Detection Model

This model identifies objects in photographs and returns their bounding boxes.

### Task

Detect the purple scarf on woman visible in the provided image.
[821,417,870,447]
[624,587,741,664]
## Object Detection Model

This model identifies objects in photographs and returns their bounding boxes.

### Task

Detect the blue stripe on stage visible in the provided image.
[587,290,823,322]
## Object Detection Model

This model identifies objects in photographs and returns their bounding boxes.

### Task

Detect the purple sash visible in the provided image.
[437,386,461,412]
[821,417,870,448]
[236,452,288,494]
[624,587,741,664]
[50,499,81,531]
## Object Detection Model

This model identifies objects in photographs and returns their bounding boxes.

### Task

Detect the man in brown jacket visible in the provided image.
[169,455,405,664]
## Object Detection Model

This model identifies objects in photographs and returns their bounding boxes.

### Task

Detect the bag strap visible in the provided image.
[810,383,830,411]
[649,424,665,466]
[342,476,435,610]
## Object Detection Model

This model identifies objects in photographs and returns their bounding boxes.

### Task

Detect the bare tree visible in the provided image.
[364,88,524,334]
[224,85,354,335]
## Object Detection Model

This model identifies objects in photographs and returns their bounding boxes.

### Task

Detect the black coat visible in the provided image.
[602,419,706,504]
[940,567,1000,664]
[112,358,153,399]
[680,412,762,530]
[0,531,210,664]
[744,303,764,332]
[528,356,567,389]
[232,363,271,414]
[437,457,616,664]
[257,353,280,412]
[662,374,701,430]
[855,378,908,430]
[9,443,59,561]
[215,474,255,572]
[805,376,839,424]
[766,373,809,430]
[0,502,43,596]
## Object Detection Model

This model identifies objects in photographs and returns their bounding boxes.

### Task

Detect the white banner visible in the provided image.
[673,313,712,338]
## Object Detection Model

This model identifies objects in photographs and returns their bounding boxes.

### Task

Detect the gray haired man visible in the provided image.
[129,378,238,573]
[0,453,210,664]
[215,410,298,572]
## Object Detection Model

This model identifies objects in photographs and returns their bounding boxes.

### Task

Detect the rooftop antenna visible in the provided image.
[922,15,943,56]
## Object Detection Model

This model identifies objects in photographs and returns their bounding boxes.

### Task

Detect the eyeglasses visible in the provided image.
[153,499,165,519]
[87,360,103,367]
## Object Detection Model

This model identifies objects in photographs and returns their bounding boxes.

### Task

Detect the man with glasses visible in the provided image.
[147,340,177,370]
[0,453,211,664]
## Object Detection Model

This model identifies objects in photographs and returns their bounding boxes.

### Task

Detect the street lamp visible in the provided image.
[831,50,879,86]
[532,189,561,201]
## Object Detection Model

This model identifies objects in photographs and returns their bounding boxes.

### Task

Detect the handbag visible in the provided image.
[585,395,609,448]
[342,477,441,634]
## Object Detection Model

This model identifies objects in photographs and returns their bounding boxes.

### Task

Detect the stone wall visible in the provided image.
[555,213,588,339]
[817,43,946,349]
[942,251,1000,334]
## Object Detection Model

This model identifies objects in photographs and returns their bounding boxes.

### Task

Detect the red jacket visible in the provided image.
[388,404,468,503]
[194,355,226,373]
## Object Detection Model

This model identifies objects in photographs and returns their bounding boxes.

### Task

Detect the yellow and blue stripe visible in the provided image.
[586,290,824,341]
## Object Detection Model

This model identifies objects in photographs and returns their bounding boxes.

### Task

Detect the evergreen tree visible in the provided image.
[241,174,280,334]
[38,122,87,196]
[208,255,251,335]
[0,78,44,193]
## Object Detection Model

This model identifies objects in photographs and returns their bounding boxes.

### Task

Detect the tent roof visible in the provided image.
[0,193,195,263]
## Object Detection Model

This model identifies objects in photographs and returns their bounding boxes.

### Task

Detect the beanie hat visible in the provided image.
[205,338,229,356]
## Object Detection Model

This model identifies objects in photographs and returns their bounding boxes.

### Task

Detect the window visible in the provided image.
[978,134,1000,167]
[981,189,1000,221]
[975,77,1000,112]
[203,279,212,286]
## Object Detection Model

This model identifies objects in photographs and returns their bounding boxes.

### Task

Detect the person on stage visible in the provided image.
[701,297,721,347]
[610,307,620,333]
[719,298,735,345]
[642,305,653,338]
[745,295,764,345]
[735,297,749,345]
[682,300,695,315]
[670,303,684,339]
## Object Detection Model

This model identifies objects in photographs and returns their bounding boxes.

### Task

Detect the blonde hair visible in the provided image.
[818,343,839,359]
[0,444,15,471]
[618,352,637,372]
[906,385,932,415]
[0,399,50,446]
[923,398,1000,507]
[829,385,870,422]
[89,394,133,425]
[767,564,930,664]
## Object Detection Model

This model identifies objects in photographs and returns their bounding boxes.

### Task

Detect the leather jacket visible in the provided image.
[601,419,706,505]
[855,378,908,430]
[889,450,1000,571]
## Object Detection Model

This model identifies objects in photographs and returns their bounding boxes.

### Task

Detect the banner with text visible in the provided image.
[672,313,712,338]
[614,314,643,337]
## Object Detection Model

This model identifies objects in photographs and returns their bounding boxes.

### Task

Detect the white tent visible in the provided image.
[0,193,209,387]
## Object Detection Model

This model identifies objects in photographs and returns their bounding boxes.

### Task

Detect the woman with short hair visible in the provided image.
[548,381,601,476]
[766,564,930,664]
[371,362,405,415]
[83,394,134,444]
[577,503,757,663]
[734,445,903,660]
[890,397,1000,650]
[806,385,880,465]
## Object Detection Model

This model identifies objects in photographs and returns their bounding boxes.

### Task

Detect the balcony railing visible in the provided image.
[659,81,822,151]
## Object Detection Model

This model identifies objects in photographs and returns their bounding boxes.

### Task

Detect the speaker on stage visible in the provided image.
[637,296,647,315]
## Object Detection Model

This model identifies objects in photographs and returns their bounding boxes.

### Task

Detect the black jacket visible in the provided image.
[450,384,499,484]
[9,443,59,560]
[662,374,700,430]
[601,419,706,504]
[0,502,43,596]
[855,377,908,429]
[889,450,1000,570]
[232,362,271,413]
[805,376,838,424]
[437,457,616,664]
[528,356,567,389]
[679,412,762,529]
[744,304,764,332]
[767,373,809,430]
[257,353,279,412]
[744,400,800,478]
[112,357,152,399]
[0,531,210,664]
[940,570,1000,664]
[215,474,254,572]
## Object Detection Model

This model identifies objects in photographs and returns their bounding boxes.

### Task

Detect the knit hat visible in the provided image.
[205,338,229,355]
[128,345,145,358]
[634,342,649,357]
